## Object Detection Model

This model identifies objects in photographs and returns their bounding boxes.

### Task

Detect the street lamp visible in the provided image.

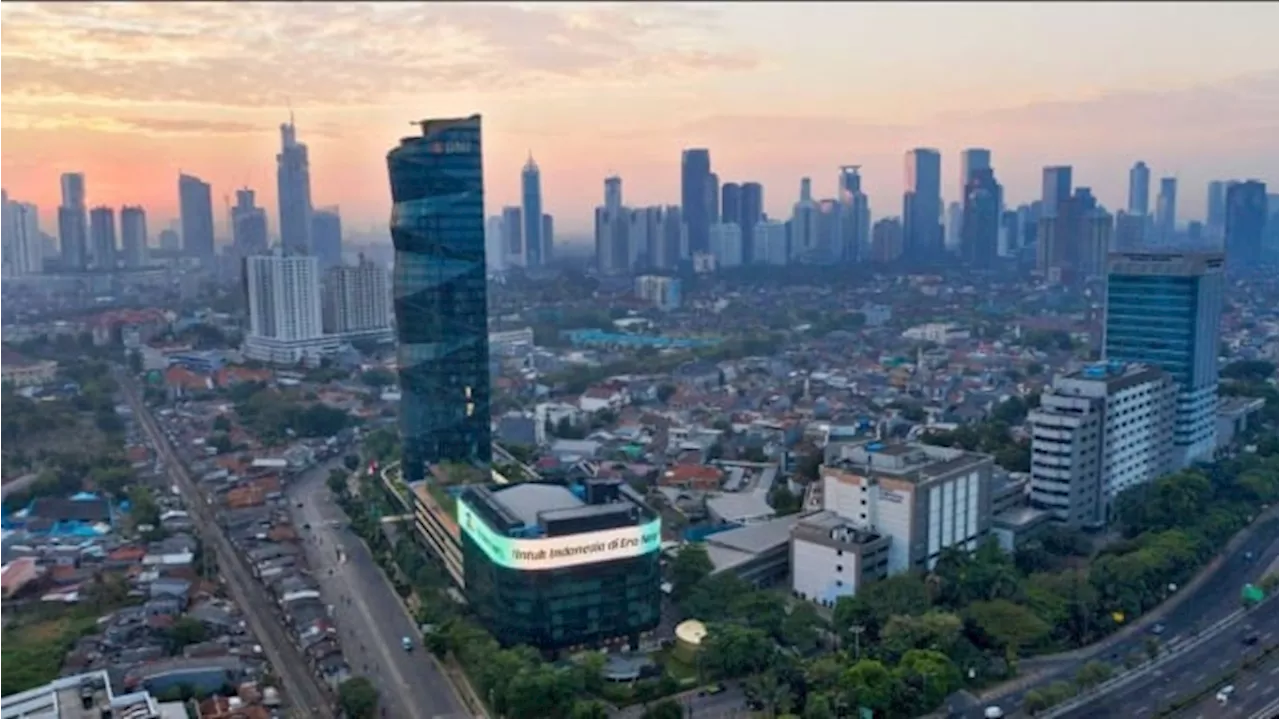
[851,625,866,661]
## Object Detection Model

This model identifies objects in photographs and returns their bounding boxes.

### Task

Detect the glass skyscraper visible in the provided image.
[1103,251,1224,467]
[387,115,492,482]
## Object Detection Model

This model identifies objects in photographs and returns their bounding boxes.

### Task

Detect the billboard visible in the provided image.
[458,499,661,571]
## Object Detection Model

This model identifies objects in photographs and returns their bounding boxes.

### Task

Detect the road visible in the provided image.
[616,684,751,719]
[286,461,471,719]
[1170,649,1280,719]
[959,517,1280,718]
[118,372,335,719]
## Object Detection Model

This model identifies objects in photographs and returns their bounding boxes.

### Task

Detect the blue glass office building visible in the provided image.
[1103,252,1224,467]
[387,115,492,482]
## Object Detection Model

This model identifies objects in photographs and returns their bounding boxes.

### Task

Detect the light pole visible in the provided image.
[851,625,865,661]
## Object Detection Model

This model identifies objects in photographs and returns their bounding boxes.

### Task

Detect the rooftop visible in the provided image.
[491,483,583,528]
[826,440,989,483]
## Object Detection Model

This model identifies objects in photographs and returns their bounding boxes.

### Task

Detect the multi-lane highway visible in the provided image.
[961,517,1280,718]
[118,372,335,718]
[1169,647,1280,719]
[286,461,472,719]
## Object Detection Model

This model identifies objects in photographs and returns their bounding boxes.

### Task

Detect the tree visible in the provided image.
[344,454,361,472]
[338,677,379,719]
[128,486,161,527]
[569,701,610,719]
[1074,660,1112,690]
[964,599,1051,658]
[802,692,836,719]
[212,415,232,433]
[837,659,895,713]
[1023,689,1050,715]
[639,699,683,719]
[701,623,778,678]
[880,611,963,662]
[833,573,931,642]
[894,649,961,714]
[670,543,714,601]
[166,616,208,653]
[361,368,397,388]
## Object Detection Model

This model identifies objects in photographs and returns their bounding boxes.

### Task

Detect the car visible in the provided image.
[296,502,304,508]
[1216,685,1235,704]
[1243,633,1259,646]
[302,523,311,530]
[983,708,1005,719]
[1150,623,1166,635]
[401,636,414,652]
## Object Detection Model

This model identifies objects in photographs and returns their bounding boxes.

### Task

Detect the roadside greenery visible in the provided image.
[232,383,351,444]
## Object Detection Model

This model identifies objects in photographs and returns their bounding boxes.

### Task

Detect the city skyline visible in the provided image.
[2,2,1277,237]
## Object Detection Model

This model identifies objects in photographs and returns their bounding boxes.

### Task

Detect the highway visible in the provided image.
[286,461,471,719]
[960,517,1280,719]
[1170,648,1280,719]
[118,371,335,718]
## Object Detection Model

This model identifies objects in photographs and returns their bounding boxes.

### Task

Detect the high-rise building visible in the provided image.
[837,166,870,263]
[387,115,492,480]
[2,195,43,276]
[277,117,313,255]
[720,182,741,225]
[657,206,684,270]
[1041,166,1073,218]
[1155,177,1177,245]
[635,275,682,311]
[1037,188,1097,284]
[739,182,763,264]
[484,215,505,274]
[1104,251,1224,467]
[902,149,942,263]
[999,210,1020,258]
[1029,363,1175,528]
[57,172,88,271]
[88,206,117,271]
[595,175,631,275]
[178,173,215,260]
[1206,181,1229,239]
[500,206,523,266]
[790,178,820,260]
[604,176,622,214]
[753,220,788,266]
[709,222,743,268]
[1224,180,1267,275]
[231,188,269,257]
[1114,211,1146,251]
[870,217,904,263]
[681,149,713,254]
[959,148,991,198]
[159,228,181,253]
[1127,162,1150,216]
[322,255,392,334]
[1078,208,1113,278]
[242,253,328,364]
[541,213,554,264]
[960,168,1001,268]
[310,207,343,270]
[520,155,544,269]
[120,206,147,269]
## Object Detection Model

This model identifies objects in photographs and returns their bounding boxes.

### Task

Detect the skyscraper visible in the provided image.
[521,155,544,269]
[1041,166,1073,218]
[721,183,741,225]
[2,195,43,276]
[322,255,392,334]
[310,207,343,270]
[1104,251,1224,467]
[1127,162,1150,216]
[231,188,269,257]
[1206,181,1228,238]
[739,182,763,264]
[790,177,820,260]
[178,173,215,260]
[387,114,492,480]
[541,214,554,264]
[902,148,942,263]
[1224,180,1267,274]
[960,167,1001,268]
[244,253,324,342]
[1155,177,1177,245]
[837,166,870,263]
[500,206,523,266]
[1037,188,1097,284]
[88,206,116,271]
[120,205,147,269]
[959,148,991,199]
[277,116,313,255]
[58,172,88,271]
[681,149,713,254]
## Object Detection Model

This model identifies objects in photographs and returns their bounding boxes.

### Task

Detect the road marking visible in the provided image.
[1221,658,1234,669]
[1246,681,1259,691]
[1163,689,1179,699]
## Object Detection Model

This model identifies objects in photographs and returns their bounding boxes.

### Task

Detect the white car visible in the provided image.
[1216,685,1235,704]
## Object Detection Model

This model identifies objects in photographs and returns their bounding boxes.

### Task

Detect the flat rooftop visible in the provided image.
[491,483,583,528]
[827,440,989,484]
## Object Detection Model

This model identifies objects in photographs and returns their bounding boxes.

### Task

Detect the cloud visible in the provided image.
[0,2,761,109]
[1,110,267,136]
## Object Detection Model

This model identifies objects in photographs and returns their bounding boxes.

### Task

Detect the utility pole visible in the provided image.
[851,624,865,660]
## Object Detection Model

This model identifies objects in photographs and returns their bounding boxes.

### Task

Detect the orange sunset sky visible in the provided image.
[2,1,1277,240]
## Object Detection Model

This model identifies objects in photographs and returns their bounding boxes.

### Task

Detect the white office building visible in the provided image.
[243,253,335,364]
[710,222,744,268]
[2,193,44,276]
[322,255,392,336]
[1028,362,1175,528]
[753,220,789,266]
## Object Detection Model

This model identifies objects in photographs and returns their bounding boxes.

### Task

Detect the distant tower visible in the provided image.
[277,114,314,255]
[521,154,544,268]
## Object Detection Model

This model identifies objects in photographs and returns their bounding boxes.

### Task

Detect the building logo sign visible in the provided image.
[879,489,905,504]
[458,500,662,571]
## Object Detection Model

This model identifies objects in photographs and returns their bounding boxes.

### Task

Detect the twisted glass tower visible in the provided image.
[387,115,492,482]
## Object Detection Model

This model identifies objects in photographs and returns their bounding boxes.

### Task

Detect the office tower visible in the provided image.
[1078,209,1113,277]
[753,220,788,266]
[624,207,660,269]
[945,202,963,251]
[595,175,631,275]
[870,218,904,263]
[1041,166,1073,218]
[541,213,554,264]
[231,188,269,257]
[720,182,741,226]
[656,206,684,270]
[635,275,682,311]
[836,166,870,263]
[710,222,744,268]
[999,210,1020,257]
[520,155,543,269]
[388,115,492,478]
[1206,181,1228,239]
[277,116,313,255]
[58,172,88,271]
[1036,188,1097,284]
[1155,177,1177,244]
[708,172,720,229]
[1224,180,1267,274]
[1029,364,1175,528]
[604,176,622,214]
[902,149,942,263]
[310,207,343,270]
[960,148,991,198]
[1114,211,1146,251]
[960,168,1001,268]
[500,206,523,266]
[88,206,117,271]
[120,206,147,269]
[2,195,43,276]
[1128,162,1150,216]
[789,178,820,260]
[178,173,215,260]
[244,253,323,339]
[738,182,764,264]
[681,149,713,254]
[1104,251,1224,467]
[159,228,181,252]
[484,216,505,274]
[322,255,392,334]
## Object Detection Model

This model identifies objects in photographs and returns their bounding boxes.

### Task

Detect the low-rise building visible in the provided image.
[790,511,891,606]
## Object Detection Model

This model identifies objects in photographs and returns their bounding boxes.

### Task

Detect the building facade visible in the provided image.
[1029,363,1176,528]
[960,167,1002,268]
[387,115,492,481]
[178,173,215,261]
[521,156,544,269]
[1224,180,1267,275]
[58,173,88,271]
[310,206,343,270]
[277,118,314,256]
[902,149,943,264]
[88,206,117,271]
[1104,251,1224,468]
[242,253,332,365]
[322,255,392,335]
[791,511,891,606]
[231,188,269,258]
[120,205,148,269]
[681,149,713,255]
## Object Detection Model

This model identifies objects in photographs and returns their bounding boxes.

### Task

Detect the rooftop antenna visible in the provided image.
[286,97,294,127]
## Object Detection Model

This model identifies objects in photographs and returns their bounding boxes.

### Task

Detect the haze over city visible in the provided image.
[2,1,1277,238]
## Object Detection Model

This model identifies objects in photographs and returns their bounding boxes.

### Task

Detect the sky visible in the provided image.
[2,1,1277,240]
